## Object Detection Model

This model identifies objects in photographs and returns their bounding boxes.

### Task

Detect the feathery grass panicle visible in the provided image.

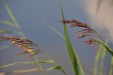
[0,35,41,58]
[60,19,113,57]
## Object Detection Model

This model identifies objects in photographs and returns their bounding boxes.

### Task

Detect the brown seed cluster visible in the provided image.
[0,35,40,58]
[60,19,103,47]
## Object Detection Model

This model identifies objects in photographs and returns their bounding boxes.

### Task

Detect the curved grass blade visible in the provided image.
[46,65,67,75]
[4,2,25,37]
[14,31,24,35]
[93,45,102,75]
[42,21,65,39]
[109,57,113,75]
[0,30,13,34]
[99,40,108,75]
[34,56,46,75]
[0,60,54,69]
[46,66,61,71]
[0,63,16,69]
[60,3,79,75]
[19,60,54,64]
[0,20,15,27]
[93,39,113,56]
[42,20,85,75]
[4,3,19,28]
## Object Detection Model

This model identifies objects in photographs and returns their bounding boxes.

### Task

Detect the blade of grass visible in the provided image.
[34,56,46,75]
[4,3,19,28]
[42,20,85,75]
[42,51,68,75]
[0,30,12,34]
[60,3,79,75]
[0,63,16,68]
[99,40,108,75]
[93,45,102,75]
[4,2,25,37]
[109,57,113,75]
[42,21,65,39]
[93,39,113,56]
[14,31,24,35]
[46,66,61,71]
[0,20,15,27]
[0,60,54,69]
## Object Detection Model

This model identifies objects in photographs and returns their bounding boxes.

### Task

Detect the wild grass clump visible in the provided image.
[0,1,113,75]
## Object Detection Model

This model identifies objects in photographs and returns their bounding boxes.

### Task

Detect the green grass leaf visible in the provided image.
[0,30,13,34]
[42,21,65,39]
[0,60,54,69]
[0,20,15,27]
[109,57,113,75]
[46,66,61,71]
[60,4,79,75]
[0,63,16,68]
[93,39,113,56]
[99,40,108,75]
[93,45,102,75]
[20,60,54,64]
[4,3,19,28]
[42,21,85,75]
[110,0,113,5]
[4,2,25,37]
[14,31,24,35]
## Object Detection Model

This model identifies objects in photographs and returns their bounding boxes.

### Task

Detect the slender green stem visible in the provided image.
[42,51,68,75]
[109,57,113,75]
[42,20,85,75]
[61,69,67,75]
[34,56,46,75]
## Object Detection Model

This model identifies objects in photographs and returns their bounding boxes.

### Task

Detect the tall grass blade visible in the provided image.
[0,30,12,34]
[14,31,24,35]
[34,56,45,75]
[4,3,19,28]
[93,45,102,75]
[99,40,108,75]
[0,60,54,69]
[0,63,16,68]
[4,2,25,37]
[19,60,54,64]
[93,39,113,56]
[42,21,65,39]
[42,21,85,75]
[0,20,15,27]
[46,66,61,71]
[60,4,79,75]
[109,57,113,75]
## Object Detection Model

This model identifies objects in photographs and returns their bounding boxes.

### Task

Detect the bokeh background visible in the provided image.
[0,0,112,75]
